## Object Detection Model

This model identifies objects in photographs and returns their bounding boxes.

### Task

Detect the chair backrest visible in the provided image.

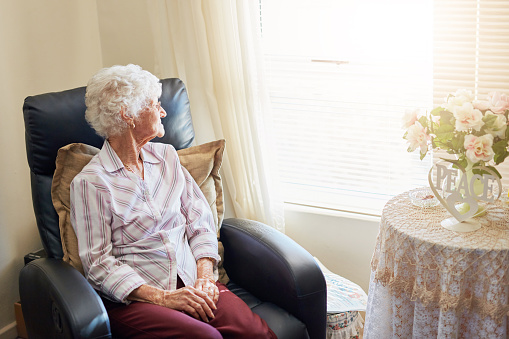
[23,78,195,259]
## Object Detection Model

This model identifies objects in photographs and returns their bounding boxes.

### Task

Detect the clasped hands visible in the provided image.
[161,276,219,322]
[128,257,218,322]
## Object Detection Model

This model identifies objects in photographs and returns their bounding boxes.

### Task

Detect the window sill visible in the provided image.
[284,202,381,223]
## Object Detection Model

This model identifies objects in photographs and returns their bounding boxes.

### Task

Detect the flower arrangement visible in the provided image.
[403,89,509,177]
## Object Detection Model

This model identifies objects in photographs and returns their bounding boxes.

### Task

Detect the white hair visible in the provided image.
[85,64,162,138]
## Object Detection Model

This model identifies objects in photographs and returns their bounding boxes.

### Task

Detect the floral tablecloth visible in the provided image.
[327,311,362,339]
[314,258,367,339]
[364,189,509,338]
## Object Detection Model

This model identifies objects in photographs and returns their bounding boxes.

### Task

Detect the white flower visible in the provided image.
[445,89,475,113]
[464,134,494,163]
[406,121,429,154]
[484,111,507,138]
[453,102,484,132]
[402,109,419,129]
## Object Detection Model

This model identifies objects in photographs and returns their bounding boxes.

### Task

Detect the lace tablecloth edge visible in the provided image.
[370,267,509,324]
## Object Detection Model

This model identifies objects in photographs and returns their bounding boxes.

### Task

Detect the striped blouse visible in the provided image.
[70,140,220,303]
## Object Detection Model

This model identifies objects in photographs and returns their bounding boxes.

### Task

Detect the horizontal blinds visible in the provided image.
[264,54,433,215]
[261,0,509,215]
[433,0,477,104]
[478,1,509,95]
[433,0,509,102]
[434,0,509,186]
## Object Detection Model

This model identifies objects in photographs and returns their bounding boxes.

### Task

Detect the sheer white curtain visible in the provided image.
[146,0,284,231]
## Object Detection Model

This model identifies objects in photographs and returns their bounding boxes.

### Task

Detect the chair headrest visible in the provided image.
[23,78,195,176]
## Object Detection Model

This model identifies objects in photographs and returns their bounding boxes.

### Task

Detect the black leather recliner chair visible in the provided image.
[20,78,326,339]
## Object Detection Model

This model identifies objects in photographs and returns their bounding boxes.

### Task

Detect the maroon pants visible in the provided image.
[102,277,277,338]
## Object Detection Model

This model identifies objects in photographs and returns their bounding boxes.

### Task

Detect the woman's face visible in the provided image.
[134,98,167,141]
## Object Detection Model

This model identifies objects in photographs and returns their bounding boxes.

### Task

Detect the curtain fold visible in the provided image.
[147,0,284,231]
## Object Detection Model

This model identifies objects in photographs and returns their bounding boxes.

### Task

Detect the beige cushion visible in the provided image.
[177,139,225,235]
[51,143,98,275]
[51,140,229,283]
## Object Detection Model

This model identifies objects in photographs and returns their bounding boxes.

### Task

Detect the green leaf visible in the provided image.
[451,134,465,151]
[420,151,427,160]
[472,166,498,177]
[435,124,454,134]
[458,157,468,170]
[434,124,455,150]
[493,139,508,154]
[440,157,467,170]
[494,150,509,165]
[486,165,502,178]
[472,167,484,175]
[418,116,428,128]
[440,110,455,125]
[482,114,497,126]
[440,157,461,166]
[435,135,455,146]
[435,125,454,143]
[430,106,445,116]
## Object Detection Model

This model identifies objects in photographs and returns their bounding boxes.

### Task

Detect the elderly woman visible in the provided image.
[70,64,276,338]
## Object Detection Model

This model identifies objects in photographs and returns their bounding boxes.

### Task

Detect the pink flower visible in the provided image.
[401,109,419,129]
[464,134,494,163]
[487,92,509,114]
[406,121,429,154]
[473,100,490,111]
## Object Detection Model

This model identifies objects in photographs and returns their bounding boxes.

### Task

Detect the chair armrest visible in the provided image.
[220,218,326,339]
[19,258,111,339]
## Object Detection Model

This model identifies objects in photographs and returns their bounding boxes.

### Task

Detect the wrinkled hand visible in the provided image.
[161,286,216,322]
[195,277,219,303]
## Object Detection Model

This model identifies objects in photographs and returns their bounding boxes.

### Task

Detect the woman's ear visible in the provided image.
[119,107,134,126]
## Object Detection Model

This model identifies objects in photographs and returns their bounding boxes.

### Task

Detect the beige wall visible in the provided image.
[285,206,379,293]
[0,1,103,336]
[96,0,156,71]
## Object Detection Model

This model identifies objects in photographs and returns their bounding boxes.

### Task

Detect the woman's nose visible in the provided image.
[160,107,167,118]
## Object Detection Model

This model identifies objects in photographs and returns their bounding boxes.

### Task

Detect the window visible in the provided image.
[260,0,433,215]
[260,0,509,216]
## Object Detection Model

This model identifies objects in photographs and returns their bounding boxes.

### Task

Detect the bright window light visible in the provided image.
[260,0,434,216]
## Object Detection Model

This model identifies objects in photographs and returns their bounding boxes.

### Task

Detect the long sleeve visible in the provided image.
[70,177,146,303]
[179,164,221,265]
